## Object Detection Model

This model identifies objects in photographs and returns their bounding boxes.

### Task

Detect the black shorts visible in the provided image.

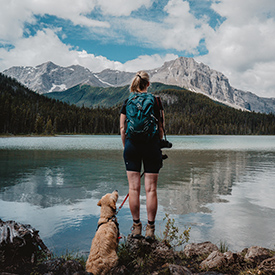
[123,138,163,174]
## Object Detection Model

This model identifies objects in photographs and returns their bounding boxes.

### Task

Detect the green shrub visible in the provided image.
[162,213,191,248]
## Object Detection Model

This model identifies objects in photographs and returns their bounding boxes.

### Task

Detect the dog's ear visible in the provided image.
[97,199,102,206]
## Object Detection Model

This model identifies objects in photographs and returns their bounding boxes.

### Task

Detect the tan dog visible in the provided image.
[86,190,119,275]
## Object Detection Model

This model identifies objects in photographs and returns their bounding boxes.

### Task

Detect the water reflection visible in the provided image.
[158,150,251,214]
[1,136,275,253]
[1,150,251,212]
[0,150,128,208]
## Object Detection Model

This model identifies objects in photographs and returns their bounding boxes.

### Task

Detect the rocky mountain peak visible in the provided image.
[36,61,58,71]
[2,57,274,114]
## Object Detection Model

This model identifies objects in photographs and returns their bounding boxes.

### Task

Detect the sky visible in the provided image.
[0,0,275,98]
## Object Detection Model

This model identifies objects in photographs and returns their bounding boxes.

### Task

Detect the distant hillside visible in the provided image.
[45,83,185,107]
[1,73,274,135]
[156,89,275,135]
[3,57,275,114]
[0,73,120,135]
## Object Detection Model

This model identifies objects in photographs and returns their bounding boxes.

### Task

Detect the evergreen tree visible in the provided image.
[1,73,274,136]
[44,117,53,135]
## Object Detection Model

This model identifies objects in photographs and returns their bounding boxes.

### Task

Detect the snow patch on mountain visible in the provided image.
[49,84,67,93]
[93,74,114,87]
[2,57,274,114]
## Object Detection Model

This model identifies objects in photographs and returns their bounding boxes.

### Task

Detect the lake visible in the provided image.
[0,135,275,255]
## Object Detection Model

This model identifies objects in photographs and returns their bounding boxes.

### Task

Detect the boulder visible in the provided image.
[165,263,193,275]
[184,242,219,258]
[0,219,52,273]
[258,256,275,274]
[200,251,226,270]
[244,246,272,264]
[200,250,243,271]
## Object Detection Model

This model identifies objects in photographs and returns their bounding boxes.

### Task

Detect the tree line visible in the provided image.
[0,74,120,135]
[1,73,275,135]
[158,89,275,135]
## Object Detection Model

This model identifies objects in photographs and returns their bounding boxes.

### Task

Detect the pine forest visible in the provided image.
[1,73,275,136]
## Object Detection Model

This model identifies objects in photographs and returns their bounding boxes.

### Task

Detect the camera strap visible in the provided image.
[155,96,168,141]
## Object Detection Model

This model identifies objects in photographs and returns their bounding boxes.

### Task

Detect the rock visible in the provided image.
[151,263,192,275]
[200,250,243,271]
[223,251,242,265]
[37,258,86,275]
[166,263,193,275]
[258,256,275,274]
[126,234,173,260]
[184,242,219,258]
[244,246,272,264]
[200,251,226,270]
[0,219,52,273]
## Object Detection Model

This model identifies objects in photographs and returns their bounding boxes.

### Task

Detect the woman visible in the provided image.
[120,71,164,241]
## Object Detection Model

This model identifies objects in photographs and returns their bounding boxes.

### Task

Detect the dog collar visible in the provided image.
[96,215,120,239]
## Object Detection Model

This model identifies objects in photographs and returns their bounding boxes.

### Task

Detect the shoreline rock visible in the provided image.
[1,220,275,274]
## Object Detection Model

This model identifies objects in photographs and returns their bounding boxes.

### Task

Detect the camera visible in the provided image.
[162,154,168,160]
[160,139,173,149]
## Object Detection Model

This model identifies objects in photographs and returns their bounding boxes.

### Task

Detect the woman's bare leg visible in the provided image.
[127,171,141,220]
[144,173,158,222]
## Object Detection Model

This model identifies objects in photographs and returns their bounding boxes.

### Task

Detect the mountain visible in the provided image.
[2,72,274,135]
[149,57,275,114]
[2,62,133,94]
[3,57,275,114]
[2,61,109,94]
[45,82,185,108]
[94,69,134,87]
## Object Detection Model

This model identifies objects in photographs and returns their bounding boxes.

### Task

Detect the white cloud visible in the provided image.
[233,61,275,98]
[0,0,34,43]
[0,0,109,44]
[0,29,70,69]
[29,0,110,27]
[116,0,212,54]
[198,0,275,98]
[97,0,153,16]
[162,0,207,52]
[0,28,118,72]
[122,53,179,72]
[0,0,155,40]
[1,0,275,98]
[0,27,176,74]
[211,0,275,25]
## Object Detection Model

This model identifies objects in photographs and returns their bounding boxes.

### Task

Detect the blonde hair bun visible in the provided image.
[130,71,150,93]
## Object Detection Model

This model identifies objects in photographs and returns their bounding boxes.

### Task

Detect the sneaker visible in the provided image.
[131,222,142,239]
[145,223,155,242]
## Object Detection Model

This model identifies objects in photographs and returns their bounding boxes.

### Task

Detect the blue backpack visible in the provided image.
[126,92,158,142]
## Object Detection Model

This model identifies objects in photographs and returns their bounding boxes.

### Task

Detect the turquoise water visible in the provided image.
[1,135,275,253]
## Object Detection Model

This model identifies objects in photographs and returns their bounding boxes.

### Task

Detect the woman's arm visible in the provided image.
[120,113,126,147]
[159,110,165,140]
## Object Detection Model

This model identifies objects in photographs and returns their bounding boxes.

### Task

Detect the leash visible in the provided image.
[116,193,129,214]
